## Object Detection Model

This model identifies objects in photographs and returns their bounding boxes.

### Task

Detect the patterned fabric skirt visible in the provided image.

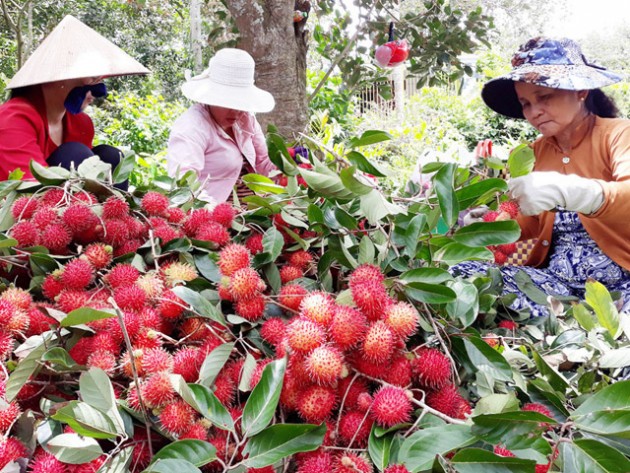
[451,211,630,317]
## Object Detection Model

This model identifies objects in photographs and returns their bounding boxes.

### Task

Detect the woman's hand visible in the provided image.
[508,171,604,216]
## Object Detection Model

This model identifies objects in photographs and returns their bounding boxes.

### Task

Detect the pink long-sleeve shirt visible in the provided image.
[166,103,275,202]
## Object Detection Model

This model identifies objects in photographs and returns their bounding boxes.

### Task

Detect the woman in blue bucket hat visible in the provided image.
[454,37,630,319]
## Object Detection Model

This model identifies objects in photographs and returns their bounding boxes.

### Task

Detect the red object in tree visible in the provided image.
[375,22,409,68]
[474,139,493,159]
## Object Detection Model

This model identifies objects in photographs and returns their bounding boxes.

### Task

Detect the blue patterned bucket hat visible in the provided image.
[482,37,624,119]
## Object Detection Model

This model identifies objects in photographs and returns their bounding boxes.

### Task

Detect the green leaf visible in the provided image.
[513,270,550,305]
[51,401,118,439]
[358,236,375,265]
[6,333,55,402]
[171,376,234,431]
[433,242,494,265]
[198,343,235,387]
[47,433,103,464]
[242,357,287,437]
[560,439,630,473]
[403,281,457,304]
[242,423,326,468]
[340,166,374,195]
[445,280,479,327]
[61,308,116,327]
[531,349,570,393]
[572,303,596,331]
[360,189,405,225]
[298,167,354,200]
[0,237,18,248]
[585,279,621,338]
[112,152,136,184]
[571,381,630,437]
[242,174,285,194]
[30,161,71,185]
[346,151,388,177]
[42,347,79,370]
[80,368,126,435]
[456,179,509,208]
[368,424,394,471]
[77,156,112,180]
[150,440,216,467]
[142,459,202,473]
[598,348,630,369]
[334,207,358,230]
[451,448,535,473]
[400,268,453,284]
[398,424,477,472]
[349,130,393,147]
[194,254,222,283]
[507,144,535,178]
[473,393,520,416]
[262,226,285,262]
[453,221,520,247]
[307,204,325,224]
[172,286,226,327]
[433,163,459,227]
[472,411,556,444]
[452,335,513,382]
[98,446,133,472]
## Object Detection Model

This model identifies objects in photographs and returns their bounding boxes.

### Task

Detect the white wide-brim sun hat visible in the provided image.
[181,48,275,114]
[7,15,150,89]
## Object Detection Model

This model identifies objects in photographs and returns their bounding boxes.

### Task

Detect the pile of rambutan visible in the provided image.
[483,200,520,264]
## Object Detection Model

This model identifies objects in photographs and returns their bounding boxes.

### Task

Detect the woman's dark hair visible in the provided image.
[585,88,619,118]
[9,86,30,99]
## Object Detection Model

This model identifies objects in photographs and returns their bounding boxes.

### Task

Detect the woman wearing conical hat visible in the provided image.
[0,15,149,181]
[453,36,630,318]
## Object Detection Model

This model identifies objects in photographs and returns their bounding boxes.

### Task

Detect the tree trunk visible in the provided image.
[226,0,309,139]
[190,0,203,73]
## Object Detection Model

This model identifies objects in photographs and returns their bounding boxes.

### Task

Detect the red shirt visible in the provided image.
[0,87,94,180]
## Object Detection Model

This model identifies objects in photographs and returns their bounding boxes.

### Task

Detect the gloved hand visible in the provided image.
[460,206,490,226]
[508,171,604,216]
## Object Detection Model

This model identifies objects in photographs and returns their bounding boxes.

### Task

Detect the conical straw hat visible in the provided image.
[7,15,150,89]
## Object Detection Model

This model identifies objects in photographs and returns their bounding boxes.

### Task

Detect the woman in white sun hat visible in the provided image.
[0,15,149,181]
[166,48,276,204]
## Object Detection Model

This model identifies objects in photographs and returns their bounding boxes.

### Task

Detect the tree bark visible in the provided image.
[190,0,203,73]
[226,0,309,139]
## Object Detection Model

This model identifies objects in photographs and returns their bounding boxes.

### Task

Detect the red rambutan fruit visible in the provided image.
[180,421,209,440]
[71,191,97,205]
[10,220,40,247]
[62,204,98,234]
[158,290,187,319]
[0,437,27,469]
[40,188,65,206]
[0,330,14,361]
[305,345,345,384]
[498,320,519,330]
[499,200,520,219]
[522,402,554,418]
[26,450,68,473]
[141,191,170,216]
[173,347,202,382]
[0,287,31,311]
[386,355,413,387]
[102,196,130,219]
[61,259,94,290]
[497,242,517,255]
[182,208,213,236]
[296,451,333,473]
[141,372,176,408]
[166,206,185,224]
[11,195,39,220]
[483,211,499,222]
[384,302,419,339]
[141,347,174,376]
[159,400,197,435]
[106,263,140,288]
[195,221,230,247]
[278,284,308,313]
[384,465,411,473]
[0,401,21,432]
[31,206,59,229]
[218,243,251,277]
[213,371,236,407]
[493,250,508,265]
[297,385,337,423]
[288,250,313,270]
[371,386,412,427]
[42,273,64,300]
[280,264,303,284]
[328,305,368,351]
[211,202,236,227]
[81,243,113,270]
[425,384,471,419]
[351,280,392,321]
[412,348,452,389]
[287,318,326,353]
[245,233,264,254]
[87,349,117,373]
[235,294,266,321]
[108,311,141,344]
[229,267,265,301]
[114,285,147,311]
[493,445,515,457]
[260,317,287,346]
[338,410,373,447]
[56,289,90,313]
[299,291,335,327]
[103,218,130,247]
[333,453,374,473]
[348,263,384,288]
[362,321,395,364]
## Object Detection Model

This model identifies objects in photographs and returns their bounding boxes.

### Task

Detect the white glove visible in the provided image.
[508,171,604,216]
[461,206,490,226]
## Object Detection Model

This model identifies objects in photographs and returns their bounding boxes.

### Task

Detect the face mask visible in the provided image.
[64,82,108,114]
